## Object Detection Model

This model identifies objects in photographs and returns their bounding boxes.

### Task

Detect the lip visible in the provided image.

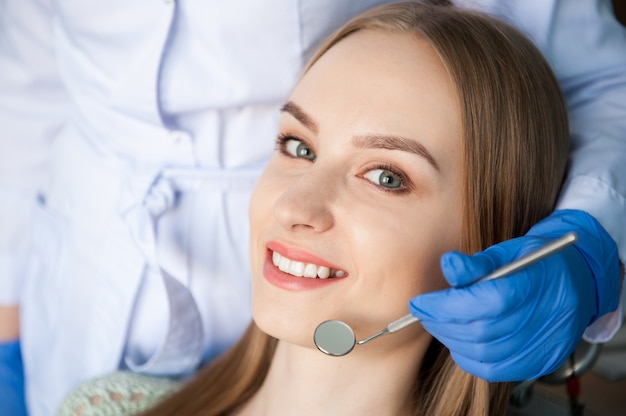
[262,241,347,291]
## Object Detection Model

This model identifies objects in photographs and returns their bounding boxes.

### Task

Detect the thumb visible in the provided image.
[439,251,494,287]
[441,241,521,287]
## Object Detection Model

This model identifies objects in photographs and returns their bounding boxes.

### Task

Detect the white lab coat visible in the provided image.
[0,1,625,415]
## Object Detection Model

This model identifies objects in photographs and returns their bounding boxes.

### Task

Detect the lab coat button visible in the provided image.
[167,130,191,144]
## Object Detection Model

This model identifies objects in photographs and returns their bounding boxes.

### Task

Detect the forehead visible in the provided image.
[301,29,455,97]
[289,29,462,169]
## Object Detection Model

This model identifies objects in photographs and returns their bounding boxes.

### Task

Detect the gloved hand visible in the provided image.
[409,209,621,382]
[0,339,27,416]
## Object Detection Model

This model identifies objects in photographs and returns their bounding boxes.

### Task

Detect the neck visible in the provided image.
[238,331,431,416]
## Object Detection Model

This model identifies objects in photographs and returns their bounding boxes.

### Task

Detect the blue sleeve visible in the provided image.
[0,340,27,416]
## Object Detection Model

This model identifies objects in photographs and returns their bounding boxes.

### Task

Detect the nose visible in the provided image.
[273,167,336,234]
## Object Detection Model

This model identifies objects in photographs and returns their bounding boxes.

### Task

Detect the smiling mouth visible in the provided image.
[271,251,347,279]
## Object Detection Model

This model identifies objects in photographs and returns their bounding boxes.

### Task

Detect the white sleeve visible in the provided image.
[547,0,626,264]
[0,0,67,304]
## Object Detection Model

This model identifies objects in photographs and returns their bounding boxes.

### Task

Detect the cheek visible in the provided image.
[249,166,281,224]
[352,204,460,294]
[248,174,277,260]
[382,242,446,295]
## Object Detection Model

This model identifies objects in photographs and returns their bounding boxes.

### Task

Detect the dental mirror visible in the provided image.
[313,320,357,356]
[314,232,578,357]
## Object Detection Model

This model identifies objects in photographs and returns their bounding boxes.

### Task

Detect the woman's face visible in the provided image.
[249,30,464,352]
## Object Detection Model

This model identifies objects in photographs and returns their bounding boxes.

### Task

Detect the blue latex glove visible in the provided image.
[0,339,27,416]
[409,209,621,382]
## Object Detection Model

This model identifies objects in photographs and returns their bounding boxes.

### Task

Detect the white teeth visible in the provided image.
[289,261,304,277]
[317,266,330,279]
[303,264,317,278]
[271,251,345,279]
[278,256,291,273]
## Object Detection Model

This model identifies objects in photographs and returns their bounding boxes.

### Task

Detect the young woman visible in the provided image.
[58,2,569,415]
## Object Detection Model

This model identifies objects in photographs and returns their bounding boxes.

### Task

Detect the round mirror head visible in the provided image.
[314,320,356,357]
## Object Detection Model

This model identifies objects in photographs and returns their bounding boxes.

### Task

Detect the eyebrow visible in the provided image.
[353,134,440,171]
[280,100,439,171]
[280,101,319,134]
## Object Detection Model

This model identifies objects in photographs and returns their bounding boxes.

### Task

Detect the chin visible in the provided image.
[252,308,319,350]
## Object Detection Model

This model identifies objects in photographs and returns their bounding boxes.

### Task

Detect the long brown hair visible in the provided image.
[144,2,569,415]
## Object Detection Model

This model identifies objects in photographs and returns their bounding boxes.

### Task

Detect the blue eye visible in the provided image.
[363,168,404,190]
[281,136,316,161]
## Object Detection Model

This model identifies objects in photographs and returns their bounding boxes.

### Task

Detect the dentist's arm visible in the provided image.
[411,0,626,382]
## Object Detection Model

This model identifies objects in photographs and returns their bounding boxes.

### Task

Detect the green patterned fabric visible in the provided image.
[56,371,181,416]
